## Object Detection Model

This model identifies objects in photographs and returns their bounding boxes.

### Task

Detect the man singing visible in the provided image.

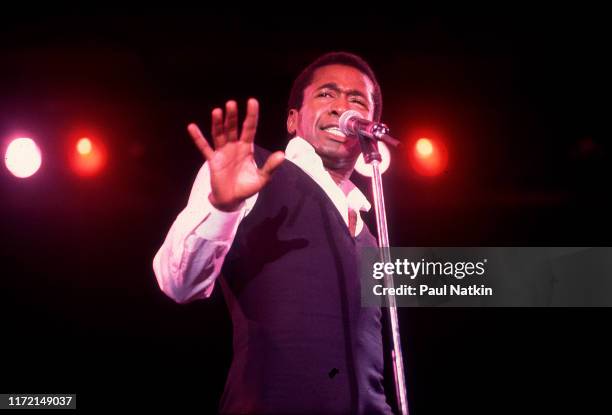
[154,52,394,414]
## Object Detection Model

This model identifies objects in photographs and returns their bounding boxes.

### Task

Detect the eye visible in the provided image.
[350,98,367,108]
[317,91,333,98]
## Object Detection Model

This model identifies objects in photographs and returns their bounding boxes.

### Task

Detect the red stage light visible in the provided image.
[416,138,434,158]
[76,138,92,155]
[409,136,448,177]
[70,136,106,177]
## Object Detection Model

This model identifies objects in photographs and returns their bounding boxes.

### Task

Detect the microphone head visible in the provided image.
[339,110,363,135]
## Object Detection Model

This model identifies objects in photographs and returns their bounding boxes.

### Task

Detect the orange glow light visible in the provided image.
[416,138,433,158]
[77,138,92,155]
[408,136,448,177]
[70,136,106,177]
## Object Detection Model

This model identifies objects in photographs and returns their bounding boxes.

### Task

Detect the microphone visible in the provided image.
[339,110,400,147]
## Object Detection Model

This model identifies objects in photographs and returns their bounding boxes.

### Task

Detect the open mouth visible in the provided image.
[321,126,347,140]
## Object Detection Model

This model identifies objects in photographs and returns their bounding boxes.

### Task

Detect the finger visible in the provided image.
[224,100,239,142]
[187,123,214,160]
[240,98,259,143]
[211,107,227,148]
[259,151,285,178]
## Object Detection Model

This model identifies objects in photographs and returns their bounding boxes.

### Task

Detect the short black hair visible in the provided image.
[287,51,383,122]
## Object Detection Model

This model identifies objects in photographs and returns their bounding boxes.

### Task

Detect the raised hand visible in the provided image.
[187,98,285,211]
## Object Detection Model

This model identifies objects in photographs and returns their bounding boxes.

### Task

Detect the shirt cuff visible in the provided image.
[193,194,246,241]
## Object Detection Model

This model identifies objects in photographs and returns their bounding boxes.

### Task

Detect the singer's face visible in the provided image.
[287,64,375,172]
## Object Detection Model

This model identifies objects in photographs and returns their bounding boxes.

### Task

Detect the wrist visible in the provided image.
[208,193,243,212]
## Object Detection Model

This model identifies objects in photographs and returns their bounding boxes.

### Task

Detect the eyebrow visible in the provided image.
[315,82,368,100]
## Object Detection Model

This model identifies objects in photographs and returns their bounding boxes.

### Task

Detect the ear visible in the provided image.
[286,109,298,136]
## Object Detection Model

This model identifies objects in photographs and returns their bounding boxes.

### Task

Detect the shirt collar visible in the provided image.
[285,136,371,212]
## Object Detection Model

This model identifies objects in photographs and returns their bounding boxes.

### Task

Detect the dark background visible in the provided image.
[1,8,610,413]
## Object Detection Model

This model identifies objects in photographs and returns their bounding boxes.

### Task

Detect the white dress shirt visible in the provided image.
[153,136,371,304]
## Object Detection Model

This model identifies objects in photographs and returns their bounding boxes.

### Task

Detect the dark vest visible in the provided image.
[219,146,392,414]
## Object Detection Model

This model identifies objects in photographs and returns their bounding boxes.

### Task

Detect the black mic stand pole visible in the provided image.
[358,132,409,415]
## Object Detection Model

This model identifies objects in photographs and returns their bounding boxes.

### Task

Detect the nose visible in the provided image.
[329,96,350,117]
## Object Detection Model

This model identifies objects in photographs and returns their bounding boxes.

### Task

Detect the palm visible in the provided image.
[187,99,284,211]
[208,141,266,200]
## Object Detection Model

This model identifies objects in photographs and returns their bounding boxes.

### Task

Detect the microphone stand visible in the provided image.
[358,132,409,415]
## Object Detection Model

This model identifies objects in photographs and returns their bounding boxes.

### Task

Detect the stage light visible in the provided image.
[77,138,92,155]
[416,138,433,158]
[409,136,448,177]
[354,141,391,177]
[70,136,106,177]
[4,138,42,178]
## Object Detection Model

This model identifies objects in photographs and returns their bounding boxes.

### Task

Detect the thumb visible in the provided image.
[260,151,285,178]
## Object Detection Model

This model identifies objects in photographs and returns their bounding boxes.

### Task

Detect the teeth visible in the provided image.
[324,127,346,138]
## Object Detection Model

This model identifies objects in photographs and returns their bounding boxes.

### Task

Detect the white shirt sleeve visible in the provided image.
[153,162,258,303]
